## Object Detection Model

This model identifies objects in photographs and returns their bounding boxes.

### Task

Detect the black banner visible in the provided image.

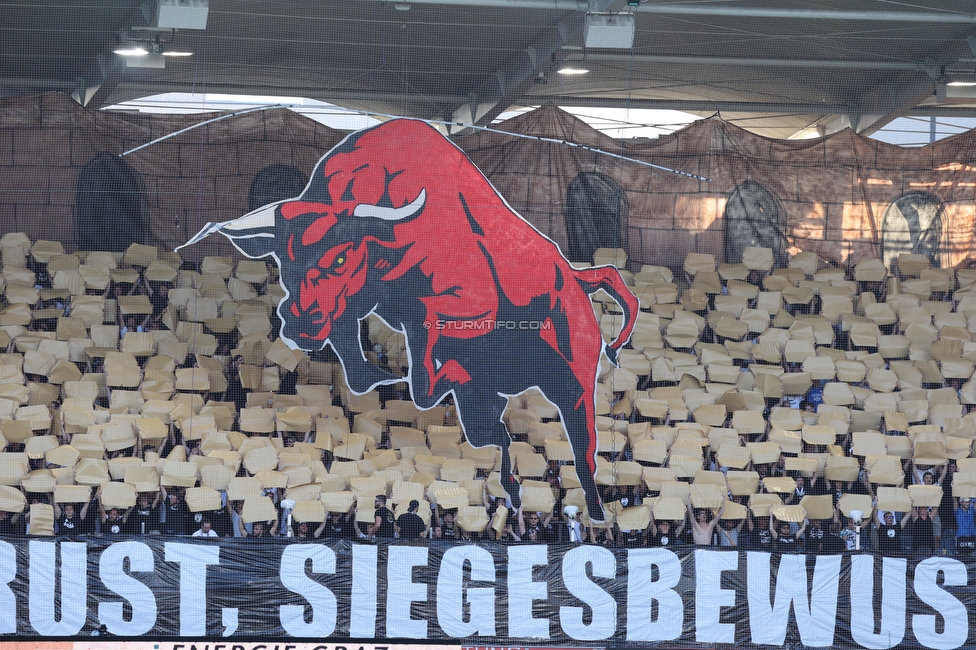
[0,536,969,649]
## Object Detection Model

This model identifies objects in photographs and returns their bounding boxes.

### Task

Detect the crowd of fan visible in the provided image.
[1,234,976,556]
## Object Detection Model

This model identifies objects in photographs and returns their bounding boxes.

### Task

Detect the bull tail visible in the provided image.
[575,265,639,366]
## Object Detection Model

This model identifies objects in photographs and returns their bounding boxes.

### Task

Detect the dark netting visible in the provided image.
[75,151,148,252]
[565,171,629,264]
[248,164,310,212]
[723,180,790,269]
[881,191,945,270]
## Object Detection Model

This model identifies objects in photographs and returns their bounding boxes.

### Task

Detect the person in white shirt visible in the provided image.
[192,519,218,537]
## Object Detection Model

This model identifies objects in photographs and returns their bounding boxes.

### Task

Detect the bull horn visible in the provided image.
[353,189,426,221]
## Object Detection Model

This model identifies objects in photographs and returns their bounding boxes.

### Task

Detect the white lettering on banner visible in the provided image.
[850,555,906,649]
[279,544,338,637]
[28,541,87,636]
[436,545,496,637]
[559,545,616,640]
[350,543,378,637]
[507,545,550,638]
[695,550,738,644]
[9,540,976,647]
[386,546,429,638]
[98,541,157,635]
[625,548,682,642]
[0,541,16,634]
[164,542,227,636]
[912,557,968,650]
[746,552,839,647]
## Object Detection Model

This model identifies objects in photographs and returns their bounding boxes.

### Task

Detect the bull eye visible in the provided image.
[336,256,345,266]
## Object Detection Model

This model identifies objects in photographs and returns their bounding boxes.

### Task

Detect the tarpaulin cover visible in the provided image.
[0,536,970,650]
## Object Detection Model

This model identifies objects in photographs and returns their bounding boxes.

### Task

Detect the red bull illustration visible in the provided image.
[180,119,638,521]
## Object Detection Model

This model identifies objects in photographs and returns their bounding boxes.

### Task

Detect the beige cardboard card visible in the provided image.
[799,495,834,520]
[161,461,198,488]
[457,505,489,532]
[24,435,58,460]
[30,503,54,536]
[641,466,676,491]
[255,470,288,490]
[908,484,943,507]
[355,505,376,525]
[124,466,160,492]
[866,455,904,484]
[770,505,807,523]
[838,494,873,520]
[690,483,725,509]
[241,496,278,524]
[748,493,783,517]
[240,406,275,433]
[21,470,57,494]
[320,491,356,514]
[0,485,27,512]
[876,487,912,512]
[824,456,859,481]
[726,470,760,496]
[785,457,818,477]
[522,486,556,513]
[293,500,326,523]
[54,484,91,503]
[0,453,29,486]
[0,419,33,443]
[651,496,686,520]
[762,477,797,494]
[914,441,948,466]
[100,482,137,509]
[747,441,781,465]
[200,464,235,492]
[266,337,302,372]
[185,487,222,512]
[852,431,887,457]
[617,505,651,530]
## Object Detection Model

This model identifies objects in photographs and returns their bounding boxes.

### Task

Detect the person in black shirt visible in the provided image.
[805,518,826,554]
[438,507,458,541]
[907,505,939,554]
[770,514,807,553]
[54,501,90,536]
[223,356,248,412]
[316,510,356,539]
[100,505,127,535]
[0,510,22,536]
[647,514,682,548]
[875,509,909,555]
[370,495,395,539]
[822,520,846,554]
[127,493,160,534]
[160,487,190,535]
[396,499,427,539]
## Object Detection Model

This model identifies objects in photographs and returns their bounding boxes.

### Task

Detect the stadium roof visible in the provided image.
[2,0,976,138]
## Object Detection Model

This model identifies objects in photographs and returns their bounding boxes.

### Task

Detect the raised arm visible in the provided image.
[795,512,807,538]
[313,515,328,539]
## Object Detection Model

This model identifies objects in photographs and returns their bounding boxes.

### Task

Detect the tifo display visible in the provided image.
[1,115,976,650]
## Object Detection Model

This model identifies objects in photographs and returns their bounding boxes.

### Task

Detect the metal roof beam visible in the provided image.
[70,1,154,108]
[564,52,928,72]
[448,13,584,133]
[818,72,940,136]
[375,0,976,23]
